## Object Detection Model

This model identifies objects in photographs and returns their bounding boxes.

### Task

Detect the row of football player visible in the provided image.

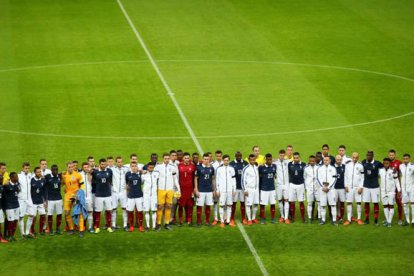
[0,144,413,243]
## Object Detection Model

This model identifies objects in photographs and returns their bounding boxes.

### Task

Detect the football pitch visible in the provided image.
[1,0,414,275]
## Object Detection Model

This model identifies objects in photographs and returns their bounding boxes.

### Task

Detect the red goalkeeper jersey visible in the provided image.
[178,163,196,194]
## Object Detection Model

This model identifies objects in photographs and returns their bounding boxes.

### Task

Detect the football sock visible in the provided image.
[197,206,202,224]
[164,206,171,224]
[156,208,163,225]
[178,206,184,223]
[411,204,414,223]
[231,204,236,221]
[26,216,33,235]
[289,202,295,219]
[357,204,362,220]
[403,204,410,223]
[340,202,345,219]
[270,204,276,219]
[364,203,370,220]
[321,207,326,222]
[213,202,218,221]
[66,214,74,230]
[373,203,379,220]
[317,202,322,219]
[384,207,389,223]
[122,209,127,228]
[205,206,211,223]
[260,205,265,219]
[397,198,403,220]
[252,205,258,220]
[48,215,53,232]
[246,206,252,221]
[94,212,101,229]
[299,202,305,220]
[331,206,337,222]
[105,211,112,228]
[145,212,150,228]
[226,206,232,223]
[347,205,352,221]
[152,212,157,228]
[19,218,25,236]
[219,206,224,223]
[388,207,394,224]
[284,201,289,219]
[278,201,284,218]
[128,211,134,227]
[307,202,313,219]
[86,213,92,229]
[111,210,117,227]
[240,202,246,220]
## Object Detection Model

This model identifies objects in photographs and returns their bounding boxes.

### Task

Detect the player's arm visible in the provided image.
[316,167,324,189]
[394,173,402,194]
[231,168,236,195]
[211,174,216,195]
[328,169,337,190]
[173,168,180,193]
[194,174,199,197]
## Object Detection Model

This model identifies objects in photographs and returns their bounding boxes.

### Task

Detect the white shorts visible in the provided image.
[0,211,3,223]
[126,197,143,212]
[197,192,214,206]
[382,193,396,206]
[86,197,93,212]
[143,194,157,211]
[94,196,112,212]
[18,199,32,217]
[335,189,346,202]
[402,191,414,204]
[320,188,336,207]
[346,187,362,203]
[288,184,305,202]
[306,186,320,202]
[233,189,245,203]
[245,189,259,206]
[260,190,276,205]
[28,203,46,216]
[112,191,127,209]
[219,192,233,206]
[47,200,63,215]
[6,208,19,221]
[363,188,380,203]
[276,185,289,201]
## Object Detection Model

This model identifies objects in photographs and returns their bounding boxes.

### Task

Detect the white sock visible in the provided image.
[26,216,33,235]
[278,201,284,218]
[331,206,337,222]
[347,205,352,221]
[145,212,150,228]
[122,209,127,227]
[389,208,394,224]
[112,210,117,227]
[357,204,362,220]
[252,205,258,220]
[226,206,231,223]
[317,202,321,219]
[246,206,252,220]
[404,204,410,223]
[88,212,93,229]
[307,202,313,219]
[384,207,389,223]
[411,204,414,223]
[219,206,224,223]
[214,202,218,220]
[19,218,25,236]
[152,212,156,229]
[284,201,289,219]
[321,207,326,222]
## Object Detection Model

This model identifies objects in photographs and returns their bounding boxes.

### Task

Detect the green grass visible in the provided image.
[0,0,414,275]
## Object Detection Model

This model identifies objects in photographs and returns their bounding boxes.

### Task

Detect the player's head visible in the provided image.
[293,152,300,163]
[235,151,242,161]
[72,160,79,171]
[248,154,256,165]
[33,166,42,178]
[335,155,342,165]
[403,154,411,164]
[215,150,223,161]
[278,149,286,160]
[51,164,58,176]
[9,172,18,183]
[150,153,158,163]
[388,149,396,161]
[130,154,138,163]
[202,153,210,166]
[170,150,177,161]
[265,153,272,165]
[146,162,155,172]
[309,155,316,166]
[383,158,391,169]
[322,144,330,156]
[0,162,6,174]
[107,156,114,167]
[177,150,184,161]
[366,150,374,162]
[22,162,30,174]
[116,156,123,168]
[206,152,213,162]
[183,152,190,164]
[39,159,47,170]
[82,162,90,173]
[87,156,95,167]
[286,145,293,157]
[252,146,260,157]
[315,152,323,163]
[338,145,346,157]
[223,155,230,166]
[192,152,199,164]
[323,156,331,166]
[99,158,107,170]
[351,152,359,163]
[130,161,138,173]
[163,153,170,164]
[66,161,73,173]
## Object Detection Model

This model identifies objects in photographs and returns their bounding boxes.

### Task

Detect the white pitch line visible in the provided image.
[116,0,203,154]
[236,221,269,276]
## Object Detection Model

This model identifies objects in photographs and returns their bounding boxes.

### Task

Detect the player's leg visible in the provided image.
[103,197,113,232]
[136,198,144,232]
[362,188,371,224]
[93,197,104,233]
[259,190,267,224]
[120,192,127,230]
[64,197,74,233]
[344,189,353,225]
[372,188,380,225]
[0,210,6,243]
[111,193,118,229]
[47,201,55,235]
[269,190,276,223]
[396,188,403,225]
[409,192,414,225]
[213,193,219,226]
[319,188,328,224]
[163,190,174,230]
[219,192,226,226]
[382,196,389,226]
[18,200,27,238]
[402,192,410,225]
[196,193,204,227]
[298,185,305,222]
[328,190,337,225]
[156,190,166,230]
[85,198,93,233]
[126,198,135,232]
[205,192,213,225]
[226,192,233,225]
[306,188,314,221]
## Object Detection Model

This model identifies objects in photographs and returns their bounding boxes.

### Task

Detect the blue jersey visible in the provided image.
[93,169,113,197]
[45,174,62,201]
[259,164,276,191]
[362,160,383,188]
[334,164,346,189]
[125,172,143,198]
[196,165,214,193]
[230,160,248,190]
[288,162,306,185]
[30,177,46,204]
[3,183,20,210]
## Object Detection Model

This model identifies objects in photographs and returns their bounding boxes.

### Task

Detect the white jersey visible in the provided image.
[345,162,364,189]
[18,171,33,201]
[274,159,290,186]
[125,163,144,171]
[41,168,52,177]
[317,164,337,189]
[304,165,319,190]
[212,160,223,172]
[142,171,159,196]
[341,155,352,165]
[112,165,128,193]
[242,164,259,191]
[154,163,179,191]
[80,170,93,199]
[400,163,414,193]
[215,165,236,193]
[379,168,401,194]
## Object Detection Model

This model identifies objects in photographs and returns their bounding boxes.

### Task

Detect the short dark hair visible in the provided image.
[99,158,106,163]
[170,150,176,154]
[367,150,374,154]
[248,154,255,159]
[107,156,114,160]
[183,152,190,157]
[130,154,137,159]
[146,162,155,167]
[87,156,94,160]
[338,145,346,150]
[39,159,46,163]
[265,153,272,158]
[252,146,259,151]
[33,166,41,173]
[151,153,158,157]
[82,162,89,167]
[403,153,411,158]
[383,158,391,162]
[163,153,170,157]
[279,149,286,154]
[177,149,183,153]
[9,172,17,178]
[51,164,58,169]
[203,153,210,158]
[192,152,199,157]
[215,150,222,155]
[72,160,78,164]
[309,155,316,159]
[293,152,300,156]
[115,156,122,162]
[22,162,30,168]
[223,154,230,160]
[389,149,396,154]
[0,162,6,168]
[322,144,329,149]
[316,151,322,155]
